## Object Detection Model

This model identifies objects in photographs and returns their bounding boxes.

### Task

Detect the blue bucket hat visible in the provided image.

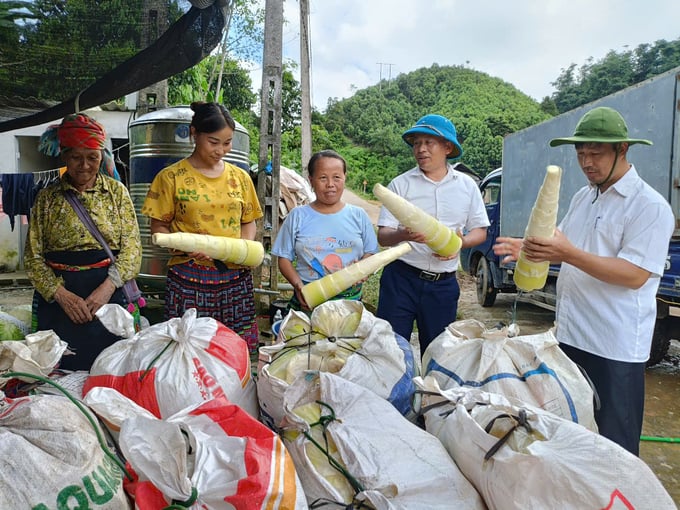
[402,114,463,160]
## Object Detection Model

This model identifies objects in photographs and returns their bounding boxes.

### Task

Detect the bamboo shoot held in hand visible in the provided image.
[513,165,562,291]
[301,243,412,309]
[152,232,264,267]
[373,183,462,256]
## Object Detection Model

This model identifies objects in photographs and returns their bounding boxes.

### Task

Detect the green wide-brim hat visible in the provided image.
[549,106,652,147]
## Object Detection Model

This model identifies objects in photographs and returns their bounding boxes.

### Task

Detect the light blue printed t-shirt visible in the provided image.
[272,203,379,283]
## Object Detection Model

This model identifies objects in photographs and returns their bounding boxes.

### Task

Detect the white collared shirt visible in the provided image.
[555,165,674,362]
[377,164,490,272]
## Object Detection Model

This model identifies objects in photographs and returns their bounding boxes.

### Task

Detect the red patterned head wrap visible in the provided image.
[38,113,120,180]
[57,113,107,150]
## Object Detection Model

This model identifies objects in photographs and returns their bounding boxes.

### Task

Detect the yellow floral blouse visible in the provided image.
[24,174,142,301]
[141,159,263,268]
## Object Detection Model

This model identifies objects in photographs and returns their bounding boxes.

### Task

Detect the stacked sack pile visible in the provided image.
[415,319,676,509]
[256,299,485,508]
[0,298,675,509]
[0,304,306,509]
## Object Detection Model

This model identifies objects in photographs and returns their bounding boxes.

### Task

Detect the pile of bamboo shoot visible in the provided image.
[152,232,265,267]
[513,165,562,292]
[373,183,462,256]
[301,243,412,309]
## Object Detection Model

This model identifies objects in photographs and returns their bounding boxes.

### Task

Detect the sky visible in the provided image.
[248,0,680,112]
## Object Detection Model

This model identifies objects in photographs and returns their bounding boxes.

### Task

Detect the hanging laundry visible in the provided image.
[1,174,37,231]
[0,170,60,231]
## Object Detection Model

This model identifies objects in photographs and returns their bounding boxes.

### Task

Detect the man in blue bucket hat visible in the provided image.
[493,106,675,455]
[376,114,490,355]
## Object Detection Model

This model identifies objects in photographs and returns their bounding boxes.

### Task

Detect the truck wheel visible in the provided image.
[647,320,671,367]
[476,257,497,307]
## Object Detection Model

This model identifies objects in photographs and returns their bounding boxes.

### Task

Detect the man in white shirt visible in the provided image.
[377,114,489,355]
[495,107,674,455]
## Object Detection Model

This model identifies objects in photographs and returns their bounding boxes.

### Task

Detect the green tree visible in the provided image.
[13,0,146,99]
[539,96,559,116]
[322,64,549,184]
[281,61,302,132]
[168,56,256,112]
[0,1,38,94]
[550,37,680,112]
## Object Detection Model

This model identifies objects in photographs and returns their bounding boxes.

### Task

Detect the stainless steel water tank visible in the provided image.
[128,106,251,290]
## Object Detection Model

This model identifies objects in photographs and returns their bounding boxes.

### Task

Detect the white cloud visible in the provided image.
[247,0,680,111]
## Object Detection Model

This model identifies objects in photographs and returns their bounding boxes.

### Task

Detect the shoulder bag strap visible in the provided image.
[63,189,142,305]
[63,189,116,263]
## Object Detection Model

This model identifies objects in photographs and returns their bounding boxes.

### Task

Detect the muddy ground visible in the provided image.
[1,276,678,503]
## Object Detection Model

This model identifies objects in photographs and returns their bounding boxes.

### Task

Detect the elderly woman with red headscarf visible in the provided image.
[24,113,142,371]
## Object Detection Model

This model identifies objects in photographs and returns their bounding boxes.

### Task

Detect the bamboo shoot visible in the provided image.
[152,232,264,267]
[301,243,412,309]
[513,165,562,291]
[284,402,354,503]
[373,183,462,256]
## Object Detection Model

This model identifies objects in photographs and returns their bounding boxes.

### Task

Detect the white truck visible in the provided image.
[461,66,680,366]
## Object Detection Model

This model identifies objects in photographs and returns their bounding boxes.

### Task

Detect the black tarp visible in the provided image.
[0,4,227,133]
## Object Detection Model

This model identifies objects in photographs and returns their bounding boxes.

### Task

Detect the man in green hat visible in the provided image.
[494,106,674,455]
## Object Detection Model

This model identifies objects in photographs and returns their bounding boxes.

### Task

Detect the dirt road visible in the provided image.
[342,189,380,225]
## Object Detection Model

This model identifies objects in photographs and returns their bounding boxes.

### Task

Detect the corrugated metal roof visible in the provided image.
[0,96,57,124]
[0,96,131,126]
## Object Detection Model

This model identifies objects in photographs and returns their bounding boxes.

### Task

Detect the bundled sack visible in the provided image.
[422,319,597,431]
[415,377,675,510]
[0,329,70,382]
[281,371,485,509]
[84,387,307,510]
[34,370,90,400]
[84,308,257,419]
[258,300,418,430]
[0,391,131,509]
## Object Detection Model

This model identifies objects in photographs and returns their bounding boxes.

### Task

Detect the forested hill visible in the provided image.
[316,64,551,191]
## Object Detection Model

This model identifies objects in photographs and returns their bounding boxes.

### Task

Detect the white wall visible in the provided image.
[0,109,134,175]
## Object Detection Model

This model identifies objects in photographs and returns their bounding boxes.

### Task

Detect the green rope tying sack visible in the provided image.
[139,340,175,382]
[1,371,133,481]
[303,400,365,503]
[163,487,199,509]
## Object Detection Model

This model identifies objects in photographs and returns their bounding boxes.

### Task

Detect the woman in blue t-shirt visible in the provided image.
[272,150,379,311]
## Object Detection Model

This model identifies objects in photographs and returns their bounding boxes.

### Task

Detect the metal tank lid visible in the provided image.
[129,105,246,131]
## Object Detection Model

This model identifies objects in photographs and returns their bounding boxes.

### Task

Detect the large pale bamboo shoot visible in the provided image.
[513,165,562,291]
[301,243,412,309]
[373,183,462,256]
[152,232,264,267]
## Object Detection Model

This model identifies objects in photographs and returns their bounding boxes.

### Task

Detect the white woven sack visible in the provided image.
[416,377,675,510]
[84,308,257,419]
[281,372,485,509]
[423,319,597,430]
[0,392,130,509]
[85,387,308,509]
[257,300,418,430]
[0,329,69,381]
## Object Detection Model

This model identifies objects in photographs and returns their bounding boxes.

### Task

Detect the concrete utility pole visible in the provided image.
[254,0,283,297]
[299,0,312,179]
